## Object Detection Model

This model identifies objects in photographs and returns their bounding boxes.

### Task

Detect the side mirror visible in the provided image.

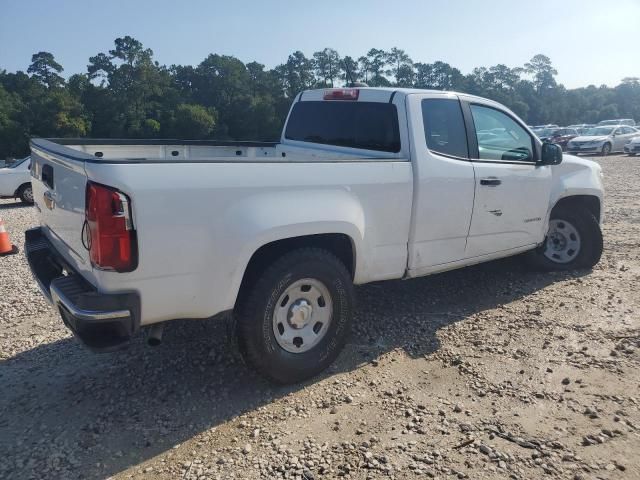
[540,142,563,165]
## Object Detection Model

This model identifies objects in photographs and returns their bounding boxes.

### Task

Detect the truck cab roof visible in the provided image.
[296,87,517,118]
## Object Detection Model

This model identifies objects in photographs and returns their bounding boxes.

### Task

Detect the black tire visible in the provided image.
[17,183,33,204]
[526,206,603,271]
[601,143,612,156]
[235,248,354,384]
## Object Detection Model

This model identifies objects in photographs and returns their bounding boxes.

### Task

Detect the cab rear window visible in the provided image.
[285,101,401,153]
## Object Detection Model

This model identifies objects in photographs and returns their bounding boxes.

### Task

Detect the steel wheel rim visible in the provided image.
[272,278,333,353]
[603,144,611,155]
[544,219,581,264]
[24,187,33,202]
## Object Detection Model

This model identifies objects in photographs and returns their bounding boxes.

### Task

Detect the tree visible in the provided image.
[170,104,216,138]
[27,52,64,88]
[87,53,115,84]
[340,56,360,85]
[4,43,640,157]
[524,54,557,93]
[312,48,341,87]
[275,51,315,98]
[0,83,27,158]
[364,49,390,87]
[387,48,413,86]
[109,36,153,66]
[415,61,464,90]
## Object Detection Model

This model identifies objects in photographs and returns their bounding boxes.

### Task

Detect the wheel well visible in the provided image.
[552,195,601,221]
[236,233,355,306]
[14,182,31,197]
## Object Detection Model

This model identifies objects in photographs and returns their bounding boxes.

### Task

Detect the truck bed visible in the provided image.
[35,138,395,163]
[29,136,413,327]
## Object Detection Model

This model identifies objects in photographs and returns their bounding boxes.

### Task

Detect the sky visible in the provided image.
[1,0,639,89]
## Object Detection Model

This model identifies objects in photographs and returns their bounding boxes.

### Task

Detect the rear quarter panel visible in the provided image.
[85,160,413,325]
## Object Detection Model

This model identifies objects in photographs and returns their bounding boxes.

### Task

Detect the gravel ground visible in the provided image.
[0,154,638,480]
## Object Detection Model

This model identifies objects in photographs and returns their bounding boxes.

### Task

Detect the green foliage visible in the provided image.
[27,52,64,89]
[171,104,216,139]
[313,48,341,87]
[2,41,640,159]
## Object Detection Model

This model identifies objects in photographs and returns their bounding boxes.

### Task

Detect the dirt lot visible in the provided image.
[0,154,638,480]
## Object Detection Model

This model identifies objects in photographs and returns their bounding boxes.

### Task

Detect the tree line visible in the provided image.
[2,36,640,158]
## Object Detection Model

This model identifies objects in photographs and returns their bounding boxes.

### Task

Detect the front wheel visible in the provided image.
[601,143,612,156]
[235,248,354,384]
[18,184,33,204]
[526,207,603,271]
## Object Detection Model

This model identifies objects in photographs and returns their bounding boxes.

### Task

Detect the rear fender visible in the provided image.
[223,189,366,308]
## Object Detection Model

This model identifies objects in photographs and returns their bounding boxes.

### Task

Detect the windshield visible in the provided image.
[535,128,555,137]
[7,156,30,168]
[583,127,614,136]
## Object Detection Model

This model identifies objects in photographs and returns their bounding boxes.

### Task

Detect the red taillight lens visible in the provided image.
[85,182,137,272]
[323,88,359,100]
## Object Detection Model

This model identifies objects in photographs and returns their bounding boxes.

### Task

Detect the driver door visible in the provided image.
[463,100,552,258]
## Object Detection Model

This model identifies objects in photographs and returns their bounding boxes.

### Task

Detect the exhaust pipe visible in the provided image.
[147,324,164,347]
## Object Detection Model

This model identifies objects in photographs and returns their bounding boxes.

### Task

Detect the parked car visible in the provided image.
[597,119,636,127]
[623,136,640,155]
[26,88,604,384]
[568,124,596,134]
[537,128,580,151]
[567,125,639,155]
[0,156,33,203]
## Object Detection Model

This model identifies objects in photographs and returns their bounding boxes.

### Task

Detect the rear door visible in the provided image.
[30,141,92,275]
[463,100,552,258]
[406,93,476,274]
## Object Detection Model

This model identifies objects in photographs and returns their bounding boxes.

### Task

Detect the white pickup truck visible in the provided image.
[26,87,604,383]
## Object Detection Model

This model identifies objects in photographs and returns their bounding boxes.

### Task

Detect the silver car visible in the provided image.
[566,126,640,155]
[597,119,636,127]
[623,136,640,156]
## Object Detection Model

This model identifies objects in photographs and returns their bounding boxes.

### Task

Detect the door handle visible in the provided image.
[480,178,502,187]
[43,190,56,210]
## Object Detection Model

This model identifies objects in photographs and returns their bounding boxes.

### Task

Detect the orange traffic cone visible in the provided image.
[0,218,18,256]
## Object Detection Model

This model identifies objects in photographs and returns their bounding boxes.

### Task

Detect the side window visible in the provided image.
[622,127,633,134]
[421,98,469,158]
[470,104,535,162]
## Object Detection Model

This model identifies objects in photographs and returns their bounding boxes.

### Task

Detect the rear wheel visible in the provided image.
[526,206,603,271]
[17,184,33,204]
[235,248,354,384]
[601,143,612,156]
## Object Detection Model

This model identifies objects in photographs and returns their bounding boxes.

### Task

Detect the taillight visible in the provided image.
[323,88,359,100]
[85,182,137,272]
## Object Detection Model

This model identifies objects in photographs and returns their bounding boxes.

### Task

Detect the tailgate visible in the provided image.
[30,140,93,279]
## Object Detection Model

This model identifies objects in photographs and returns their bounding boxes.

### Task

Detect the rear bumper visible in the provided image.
[25,227,140,351]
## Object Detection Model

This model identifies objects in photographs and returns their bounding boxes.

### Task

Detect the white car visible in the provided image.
[26,88,604,383]
[0,156,33,203]
[623,136,640,156]
[566,126,640,155]
[597,119,635,127]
